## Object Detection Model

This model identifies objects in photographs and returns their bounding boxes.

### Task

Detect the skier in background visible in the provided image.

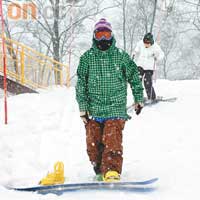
[76,18,144,182]
[132,33,164,102]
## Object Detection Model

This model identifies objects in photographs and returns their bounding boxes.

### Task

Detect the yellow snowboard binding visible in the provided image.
[103,170,120,182]
[39,161,65,185]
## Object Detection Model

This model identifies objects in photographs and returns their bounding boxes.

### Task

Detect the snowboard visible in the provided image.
[8,178,158,195]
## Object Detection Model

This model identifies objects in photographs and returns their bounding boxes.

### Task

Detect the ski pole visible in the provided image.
[0,0,8,124]
[150,58,156,101]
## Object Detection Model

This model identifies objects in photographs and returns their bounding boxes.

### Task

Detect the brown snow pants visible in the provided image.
[85,119,126,175]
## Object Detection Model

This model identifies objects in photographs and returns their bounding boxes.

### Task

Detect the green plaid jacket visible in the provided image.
[76,38,143,119]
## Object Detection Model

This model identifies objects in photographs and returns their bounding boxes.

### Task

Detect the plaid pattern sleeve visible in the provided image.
[75,54,89,111]
[123,52,144,103]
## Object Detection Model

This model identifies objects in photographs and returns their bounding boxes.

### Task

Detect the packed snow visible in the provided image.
[0,79,200,199]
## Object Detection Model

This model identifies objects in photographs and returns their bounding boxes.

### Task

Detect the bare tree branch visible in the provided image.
[150,0,157,33]
[58,3,120,40]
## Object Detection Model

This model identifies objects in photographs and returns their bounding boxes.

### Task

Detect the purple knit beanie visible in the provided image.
[94,18,112,32]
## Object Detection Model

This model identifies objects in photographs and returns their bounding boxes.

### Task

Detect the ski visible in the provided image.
[144,96,177,106]
[8,178,158,195]
[127,96,177,112]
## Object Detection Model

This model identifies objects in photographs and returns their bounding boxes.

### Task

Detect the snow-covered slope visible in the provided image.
[0,80,200,200]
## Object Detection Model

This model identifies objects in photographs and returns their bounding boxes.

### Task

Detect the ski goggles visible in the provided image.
[94,31,112,41]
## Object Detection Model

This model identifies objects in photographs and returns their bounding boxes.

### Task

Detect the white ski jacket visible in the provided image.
[133,40,164,70]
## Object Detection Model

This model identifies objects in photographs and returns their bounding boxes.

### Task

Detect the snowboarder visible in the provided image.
[132,33,164,101]
[76,18,144,182]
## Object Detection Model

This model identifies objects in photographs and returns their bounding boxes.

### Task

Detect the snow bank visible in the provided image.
[0,80,200,199]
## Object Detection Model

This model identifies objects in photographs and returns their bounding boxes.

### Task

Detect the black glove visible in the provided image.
[80,111,90,124]
[134,103,144,115]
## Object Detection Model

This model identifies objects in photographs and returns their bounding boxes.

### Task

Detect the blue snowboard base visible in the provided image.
[8,178,158,195]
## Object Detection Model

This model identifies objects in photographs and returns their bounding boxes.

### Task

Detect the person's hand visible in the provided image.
[80,111,90,124]
[134,103,144,115]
